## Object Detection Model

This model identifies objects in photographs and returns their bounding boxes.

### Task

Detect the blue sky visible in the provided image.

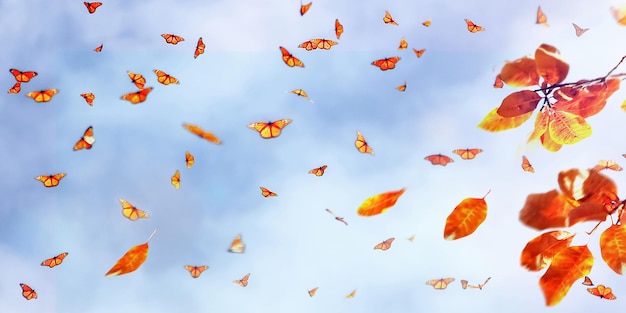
[2,0,626,312]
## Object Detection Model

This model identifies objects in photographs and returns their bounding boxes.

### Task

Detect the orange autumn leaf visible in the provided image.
[553,78,620,118]
[519,190,575,230]
[499,57,539,87]
[443,190,490,240]
[527,110,549,142]
[539,245,593,306]
[357,188,406,217]
[548,111,591,145]
[520,231,575,271]
[600,224,626,275]
[477,107,533,132]
[540,132,563,152]
[495,90,542,117]
[535,44,569,86]
[105,228,157,277]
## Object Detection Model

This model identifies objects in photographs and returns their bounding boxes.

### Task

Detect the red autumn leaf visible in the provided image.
[535,44,569,86]
[443,190,490,240]
[357,188,406,216]
[539,245,593,306]
[499,56,540,87]
[558,168,617,203]
[519,189,576,230]
[477,108,533,132]
[520,231,575,271]
[553,79,620,118]
[496,90,542,117]
[600,224,626,275]
[105,228,157,277]
[548,111,591,145]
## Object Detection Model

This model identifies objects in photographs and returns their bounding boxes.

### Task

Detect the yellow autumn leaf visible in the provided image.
[600,224,626,275]
[548,111,591,145]
[477,108,533,132]
[357,188,406,216]
[105,228,157,277]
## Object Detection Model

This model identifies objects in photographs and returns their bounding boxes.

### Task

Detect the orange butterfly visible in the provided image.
[183,123,222,144]
[424,154,454,166]
[371,56,401,71]
[452,148,483,160]
[308,287,318,297]
[300,2,312,15]
[81,93,95,106]
[161,33,185,45]
[20,283,37,300]
[313,38,338,50]
[398,37,408,50]
[298,40,317,51]
[260,186,277,197]
[8,82,21,94]
[279,46,304,67]
[184,265,209,278]
[119,198,149,221]
[84,2,102,13]
[426,278,455,290]
[355,131,374,155]
[127,71,146,89]
[582,276,594,286]
[10,68,38,83]
[73,126,95,151]
[407,234,415,242]
[588,285,617,300]
[572,23,589,37]
[41,252,69,268]
[154,69,180,85]
[26,89,59,102]
[171,170,180,190]
[325,208,348,225]
[35,173,66,188]
[536,6,548,27]
[248,119,292,139]
[422,19,432,27]
[185,151,195,169]
[413,48,426,58]
[309,165,327,176]
[345,289,357,298]
[592,160,623,172]
[612,5,626,25]
[522,155,535,173]
[228,234,246,253]
[493,74,504,88]
[291,89,314,103]
[194,37,205,59]
[465,19,485,33]
[234,273,250,287]
[374,237,395,250]
[469,277,491,290]
[461,280,469,289]
[94,44,103,52]
[396,81,407,92]
[383,11,398,25]
[335,19,343,39]
[120,87,153,104]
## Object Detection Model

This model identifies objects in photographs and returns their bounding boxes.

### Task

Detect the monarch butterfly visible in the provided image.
[452,148,483,160]
[426,278,455,290]
[407,234,415,242]
[171,170,180,190]
[8,82,21,94]
[308,165,327,176]
[234,273,250,287]
[424,154,454,166]
[335,19,343,39]
[35,173,66,188]
[26,89,59,102]
[228,234,245,253]
[194,37,205,59]
[308,287,318,297]
[355,131,374,155]
[73,126,95,151]
[313,38,338,50]
[522,155,535,173]
[374,237,395,251]
[183,123,222,144]
[587,285,617,300]
[260,186,277,197]
[291,89,314,103]
[120,87,153,104]
[279,46,304,67]
[10,68,38,83]
[592,160,623,172]
[582,276,594,286]
[80,93,95,106]
[184,265,209,278]
[248,119,292,139]
[119,198,149,221]
[298,40,317,51]
[398,37,408,50]
[127,71,146,89]
[94,44,103,52]
[536,6,549,27]
[371,56,401,71]
[345,289,357,298]
[460,280,469,289]
[185,151,195,169]
[469,277,491,290]
[422,19,432,27]
[41,252,69,268]
[325,208,348,225]
[383,11,398,25]
[300,2,312,15]
[493,74,504,88]
[161,33,185,45]
[84,2,102,13]
[20,283,37,300]
[464,19,485,32]
[396,81,406,92]
[153,69,180,85]
[572,23,589,37]
[413,48,426,58]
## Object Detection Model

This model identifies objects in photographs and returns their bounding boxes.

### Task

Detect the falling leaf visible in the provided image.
[443,190,491,240]
[357,188,406,216]
[600,224,626,274]
[520,231,575,271]
[105,228,157,277]
[548,111,591,145]
[539,245,593,306]
[477,107,533,132]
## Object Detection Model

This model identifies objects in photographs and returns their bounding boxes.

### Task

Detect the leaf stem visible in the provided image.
[146,227,158,243]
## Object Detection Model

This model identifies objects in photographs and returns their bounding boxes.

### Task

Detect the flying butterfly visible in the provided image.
[592,160,623,172]
[582,276,594,286]
[184,265,209,278]
[588,285,617,300]
[119,198,149,221]
[10,68,38,83]
[572,23,589,37]
[612,5,626,25]
[248,119,292,139]
[522,155,535,173]
[80,92,95,106]
[161,33,185,45]
[234,273,250,287]
[171,170,180,190]
[308,165,327,176]
[355,131,374,155]
[73,126,95,151]
[154,69,180,85]
[413,48,426,58]
[20,283,37,300]
[461,280,469,289]
[94,44,103,52]
[120,87,153,104]
[308,287,318,297]
[35,173,66,188]
[127,71,146,89]
[183,123,222,144]
[345,289,357,298]
[426,278,455,290]
[407,234,415,242]
[8,82,21,94]
[300,2,312,15]
[424,154,454,166]
[422,19,432,27]
[194,37,205,58]
[260,186,277,197]
[291,89,314,103]
[396,81,406,92]
[41,252,69,268]
[26,89,59,102]
[84,2,102,14]
[469,277,491,290]
[398,37,408,50]
[335,19,343,39]
[279,46,304,67]
[464,19,485,32]
[325,208,348,225]
[185,151,195,169]
[383,11,398,25]
[452,148,483,160]
[371,57,401,71]
[313,38,338,50]
[228,234,245,253]
[493,74,504,88]
[536,6,548,27]
[374,237,395,251]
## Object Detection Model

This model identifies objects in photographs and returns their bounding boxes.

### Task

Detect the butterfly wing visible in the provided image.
[371,57,400,71]
[84,2,102,13]
[94,44,103,52]
[536,6,549,26]
[73,126,95,151]
[308,287,318,297]
[20,283,37,300]
[194,37,205,58]
[298,40,317,51]
[383,11,398,25]
[335,19,343,39]
[8,82,21,94]
[461,280,469,289]
[493,74,504,88]
[127,71,146,89]
[120,87,153,104]
[300,2,312,15]
[228,234,246,253]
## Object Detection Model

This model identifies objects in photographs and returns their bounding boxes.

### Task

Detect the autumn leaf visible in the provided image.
[496,90,542,117]
[520,231,575,271]
[443,190,490,240]
[499,56,540,87]
[600,224,626,275]
[527,110,549,142]
[553,79,620,118]
[548,111,591,145]
[477,108,533,132]
[558,168,617,204]
[539,245,593,306]
[540,132,563,152]
[519,190,576,230]
[105,228,157,277]
[535,44,569,86]
[357,188,406,216]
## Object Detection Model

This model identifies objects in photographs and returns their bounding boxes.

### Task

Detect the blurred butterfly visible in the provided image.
[161,33,185,45]
[464,19,485,32]
[396,81,406,92]
[184,265,209,278]
[120,87,153,104]
[536,6,548,27]
[313,38,338,50]
[248,119,292,139]
[345,289,357,298]
[309,165,327,176]
[469,277,491,290]
[300,1,312,15]
[127,71,146,89]
[279,46,304,67]
[493,74,504,88]
[373,237,395,251]
[355,131,374,155]
[171,170,180,190]
[234,273,250,287]
[35,173,66,188]
[119,198,149,221]
[10,68,38,83]
[94,44,103,52]
[83,2,102,14]
[371,57,401,71]
[80,93,95,106]
[73,126,95,151]
[426,278,455,290]
[291,89,314,103]
[298,40,317,51]
[588,285,617,300]
[460,280,469,289]
[260,186,277,197]
[325,208,348,225]
[41,252,68,268]
[592,160,623,172]
[194,37,205,58]
[335,19,343,39]
[582,276,594,286]
[407,234,415,242]
[413,48,425,58]
[228,234,246,253]
[26,89,59,102]
[452,148,483,160]
[422,19,432,27]
[398,37,408,50]
[572,23,589,37]
[612,5,626,25]
[8,82,20,94]
[522,155,535,173]
[154,69,180,85]
[185,151,195,169]
[383,11,398,25]
[183,123,222,144]
[20,283,37,300]
[424,154,454,166]
[308,287,318,297]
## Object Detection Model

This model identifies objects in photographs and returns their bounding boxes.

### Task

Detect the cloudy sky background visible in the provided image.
[1,0,626,312]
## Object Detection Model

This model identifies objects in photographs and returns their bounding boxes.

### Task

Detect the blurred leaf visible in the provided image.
[520,231,575,271]
[496,90,542,117]
[357,188,406,216]
[443,190,490,240]
[539,245,593,306]
[519,190,575,230]
[478,108,533,132]
[500,56,539,87]
[600,224,626,274]
[535,44,569,86]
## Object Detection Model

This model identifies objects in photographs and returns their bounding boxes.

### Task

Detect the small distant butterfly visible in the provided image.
[20,283,37,300]
[260,186,277,197]
[461,280,469,289]
[183,123,222,144]
[422,20,432,27]
[161,33,185,45]
[73,126,95,151]
[464,19,485,32]
[35,173,66,188]
[355,131,374,155]
[308,165,327,176]
[335,19,344,39]
[452,148,483,160]
[469,277,491,290]
[171,170,180,190]
[194,37,205,59]
[41,252,69,268]
[154,69,180,85]
[234,273,250,287]
[248,119,292,139]
[493,74,504,88]
[228,234,246,253]
[424,154,454,166]
[592,160,623,172]
[94,44,103,52]
[8,82,21,94]
[325,208,348,226]
[345,289,357,298]
[84,2,102,14]
[426,278,455,290]
[184,265,209,278]
[413,48,426,58]
[371,57,401,71]
[398,37,408,50]
[308,287,318,297]
[127,71,146,89]
[120,87,153,104]
[10,68,38,83]
[572,23,589,37]
[522,155,535,173]
[612,5,626,25]
[588,285,617,300]
[383,11,398,25]
[536,6,548,27]
[185,151,195,169]
[396,81,406,92]
[291,89,314,103]
[80,93,95,106]
[582,276,594,286]
[26,89,59,102]
[280,46,304,67]
[407,234,415,242]
[119,198,149,221]
[374,237,395,251]
[300,2,312,16]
